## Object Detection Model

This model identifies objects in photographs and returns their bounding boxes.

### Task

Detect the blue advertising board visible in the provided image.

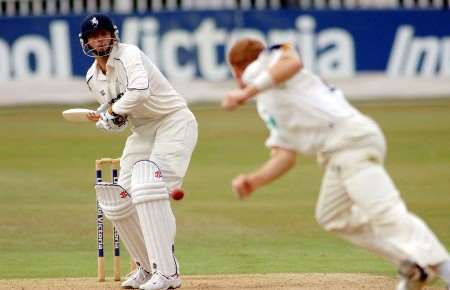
[0,10,449,81]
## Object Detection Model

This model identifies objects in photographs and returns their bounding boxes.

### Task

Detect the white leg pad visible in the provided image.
[131,160,178,276]
[95,183,151,271]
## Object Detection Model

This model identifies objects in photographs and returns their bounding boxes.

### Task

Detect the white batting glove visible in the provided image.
[96,103,109,114]
[96,111,128,132]
[96,118,112,131]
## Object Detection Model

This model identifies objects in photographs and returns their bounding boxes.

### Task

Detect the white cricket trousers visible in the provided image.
[315,123,449,267]
[118,108,198,191]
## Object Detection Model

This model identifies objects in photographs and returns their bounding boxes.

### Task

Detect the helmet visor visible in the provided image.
[82,37,116,57]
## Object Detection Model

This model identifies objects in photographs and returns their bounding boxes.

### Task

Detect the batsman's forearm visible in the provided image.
[248,150,296,190]
[112,90,146,116]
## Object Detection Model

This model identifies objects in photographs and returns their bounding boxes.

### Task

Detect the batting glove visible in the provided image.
[96,111,128,132]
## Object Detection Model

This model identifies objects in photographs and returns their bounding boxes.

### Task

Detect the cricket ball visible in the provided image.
[171,188,185,201]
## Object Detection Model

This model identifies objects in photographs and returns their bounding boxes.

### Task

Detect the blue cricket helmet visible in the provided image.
[79,13,119,57]
[79,13,116,42]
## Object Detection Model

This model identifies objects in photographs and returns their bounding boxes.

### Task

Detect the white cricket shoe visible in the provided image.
[396,261,434,290]
[121,267,151,289]
[139,271,181,290]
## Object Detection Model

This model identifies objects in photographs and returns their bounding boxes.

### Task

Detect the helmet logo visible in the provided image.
[90,17,99,27]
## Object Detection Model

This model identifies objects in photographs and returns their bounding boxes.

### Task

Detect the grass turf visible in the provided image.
[0,99,449,279]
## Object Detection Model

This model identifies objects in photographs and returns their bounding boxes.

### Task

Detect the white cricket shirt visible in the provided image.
[86,43,187,126]
[243,45,369,156]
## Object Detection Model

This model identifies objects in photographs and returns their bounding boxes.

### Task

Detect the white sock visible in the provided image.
[437,260,450,285]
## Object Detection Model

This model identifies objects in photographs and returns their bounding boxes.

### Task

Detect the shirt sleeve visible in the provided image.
[112,47,150,115]
[265,130,297,151]
[242,44,291,86]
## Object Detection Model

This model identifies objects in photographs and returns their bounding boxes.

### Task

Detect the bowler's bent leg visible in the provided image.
[316,162,406,264]
[341,154,449,268]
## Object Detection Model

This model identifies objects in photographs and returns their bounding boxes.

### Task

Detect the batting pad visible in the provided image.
[131,160,178,276]
[95,183,151,271]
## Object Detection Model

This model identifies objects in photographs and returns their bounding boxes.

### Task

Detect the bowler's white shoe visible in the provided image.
[121,267,151,289]
[139,271,181,290]
[396,261,434,290]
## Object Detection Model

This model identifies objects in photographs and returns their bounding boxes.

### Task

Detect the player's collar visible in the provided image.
[106,44,119,68]
[90,58,106,79]
[93,62,107,80]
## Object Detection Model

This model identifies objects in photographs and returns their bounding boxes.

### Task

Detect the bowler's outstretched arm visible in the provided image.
[232,147,297,199]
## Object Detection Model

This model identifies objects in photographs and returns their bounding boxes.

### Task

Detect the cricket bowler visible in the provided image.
[222,37,450,290]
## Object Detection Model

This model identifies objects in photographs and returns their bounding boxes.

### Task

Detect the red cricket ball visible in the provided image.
[170,188,185,201]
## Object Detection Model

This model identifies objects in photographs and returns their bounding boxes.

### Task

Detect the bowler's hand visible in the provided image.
[232,174,254,199]
[222,89,249,111]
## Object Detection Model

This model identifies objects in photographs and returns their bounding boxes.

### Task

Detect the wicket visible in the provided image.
[95,158,121,282]
[94,157,181,281]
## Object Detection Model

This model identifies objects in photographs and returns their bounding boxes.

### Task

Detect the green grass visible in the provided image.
[0,99,449,279]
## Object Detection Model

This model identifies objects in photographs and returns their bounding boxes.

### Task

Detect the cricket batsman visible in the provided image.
[222,37,450,290]
[79,13,197,290]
